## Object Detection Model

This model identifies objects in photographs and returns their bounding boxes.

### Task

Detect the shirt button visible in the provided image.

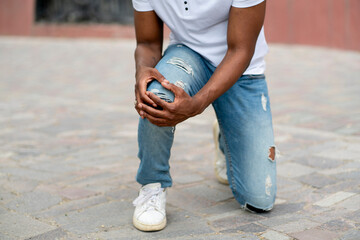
[185,7,188,10]
[184,1,188,4]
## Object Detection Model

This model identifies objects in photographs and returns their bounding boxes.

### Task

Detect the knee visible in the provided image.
[232,183,276,213]
[147,80,174,104]
[243,196,275,213]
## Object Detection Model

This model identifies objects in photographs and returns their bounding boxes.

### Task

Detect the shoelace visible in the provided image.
[132,187,163,208]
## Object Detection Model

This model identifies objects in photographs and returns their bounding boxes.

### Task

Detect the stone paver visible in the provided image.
[0,37,360,239]
[290,229,339,240]
[313,191,357,207]
[261,230,291,240]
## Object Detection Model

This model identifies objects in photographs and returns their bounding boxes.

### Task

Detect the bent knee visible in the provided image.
[243,197,275,213]
[147,81,174,103]
[233,188,276,213]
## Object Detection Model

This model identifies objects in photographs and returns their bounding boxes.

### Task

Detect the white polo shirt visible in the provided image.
[132,0,268,75]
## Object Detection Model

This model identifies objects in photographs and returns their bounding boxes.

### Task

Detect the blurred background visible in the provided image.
[0,0,359,50]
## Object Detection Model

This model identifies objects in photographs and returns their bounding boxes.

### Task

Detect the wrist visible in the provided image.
[192,94,209,116]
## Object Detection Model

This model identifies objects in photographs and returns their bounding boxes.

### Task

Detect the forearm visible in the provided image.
[135,43,162,76]
[193,48,254,113]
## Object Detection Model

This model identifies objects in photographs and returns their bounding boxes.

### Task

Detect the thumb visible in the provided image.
[161,81,182,96]
[152,68,166,83]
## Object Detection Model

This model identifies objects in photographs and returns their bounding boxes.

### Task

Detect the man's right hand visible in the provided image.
[134,66,166,118]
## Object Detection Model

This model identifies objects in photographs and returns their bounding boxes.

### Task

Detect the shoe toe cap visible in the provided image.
[138,210,164,225]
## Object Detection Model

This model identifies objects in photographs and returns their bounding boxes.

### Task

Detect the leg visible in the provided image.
[213,74,277,211]
[136,44,212,188]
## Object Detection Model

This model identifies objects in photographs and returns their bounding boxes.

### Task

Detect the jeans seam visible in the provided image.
[217,118,236,195]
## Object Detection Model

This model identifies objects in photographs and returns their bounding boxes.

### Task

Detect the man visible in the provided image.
[132,0,276,232]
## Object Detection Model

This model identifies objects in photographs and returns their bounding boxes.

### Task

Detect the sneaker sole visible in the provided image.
[133,216,167,232]
[213,120,229,185]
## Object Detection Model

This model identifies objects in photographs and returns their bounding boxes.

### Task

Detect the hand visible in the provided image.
[138,80,202,126]
[134,67,166,116]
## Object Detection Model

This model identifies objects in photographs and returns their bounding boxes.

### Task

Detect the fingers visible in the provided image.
[139,103,167,119]
[146,91,172,111]
[139,84,157,107]
[142,111,171,127]
[135,79,157,110]
[151,68,167,84]
[161,81,184,97]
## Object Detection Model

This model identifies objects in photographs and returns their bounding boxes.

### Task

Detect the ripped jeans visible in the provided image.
[136,44,277,211]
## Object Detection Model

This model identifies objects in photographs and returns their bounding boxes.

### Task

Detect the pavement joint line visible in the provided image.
[204,209,245,222]
[314,191,357,207]
[274,124,360,141]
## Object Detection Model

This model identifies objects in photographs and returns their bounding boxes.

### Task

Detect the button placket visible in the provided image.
[183,0,190,15]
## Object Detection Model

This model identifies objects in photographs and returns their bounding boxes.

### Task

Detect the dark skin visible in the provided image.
[134,1,266,127]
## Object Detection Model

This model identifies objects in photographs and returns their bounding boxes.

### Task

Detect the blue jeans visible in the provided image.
[136,44,277,211]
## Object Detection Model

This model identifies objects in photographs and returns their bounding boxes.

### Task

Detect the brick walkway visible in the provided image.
[0,37,359,240]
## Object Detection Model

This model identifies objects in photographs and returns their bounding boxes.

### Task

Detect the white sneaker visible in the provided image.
[132,183,167,231]
[213,120,229,185]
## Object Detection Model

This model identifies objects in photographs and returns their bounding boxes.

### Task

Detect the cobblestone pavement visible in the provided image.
[0,37,359,240]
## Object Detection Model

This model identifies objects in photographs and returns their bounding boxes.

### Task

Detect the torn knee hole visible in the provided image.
[149,90,173,103]
[268,146,276,161]
[167,57,194,76]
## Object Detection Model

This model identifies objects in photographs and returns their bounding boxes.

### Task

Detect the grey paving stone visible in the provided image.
[25,161,84,174]
[54,201,133,234]
[273,219,321,234]
[171,233,259,240]
[277,176,303,194]
[315,148,359,161]
[210,212,264,231]
[166,188,216,212]
[334,171,360,181]
[231,223,267,233]
[296,173,338,189]
[105,187,138,201]
[319,219,353,232]
[260,202,305,218]
[92,217,214,240]
[0,206,8,215]
[201,198,240,216]
[35,195,108,219]
[292,155,344,169]
[1,178,39,194]
[0,232,15,240]
[173,173,205,184]
[58,187,97,200]
[259,213,303,227]
[261,230,291,240]
[310,207,354,224]
[277,162,315,178]
[344,210,360,223]
[339,229,360,240]
[317,179,360,194]
[0,189,16,204]
[337,194,360,211]
[0,212,56,239]
[181,184,233,202]
[166,205,202,223]
[290,229,339,240]
[0,167,59,181]
[25,228,67,240]
[314,191,356,207]
[6,191,62,214]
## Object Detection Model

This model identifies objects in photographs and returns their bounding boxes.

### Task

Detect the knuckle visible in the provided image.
[168,105,176,112]
[168,114,175,121]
